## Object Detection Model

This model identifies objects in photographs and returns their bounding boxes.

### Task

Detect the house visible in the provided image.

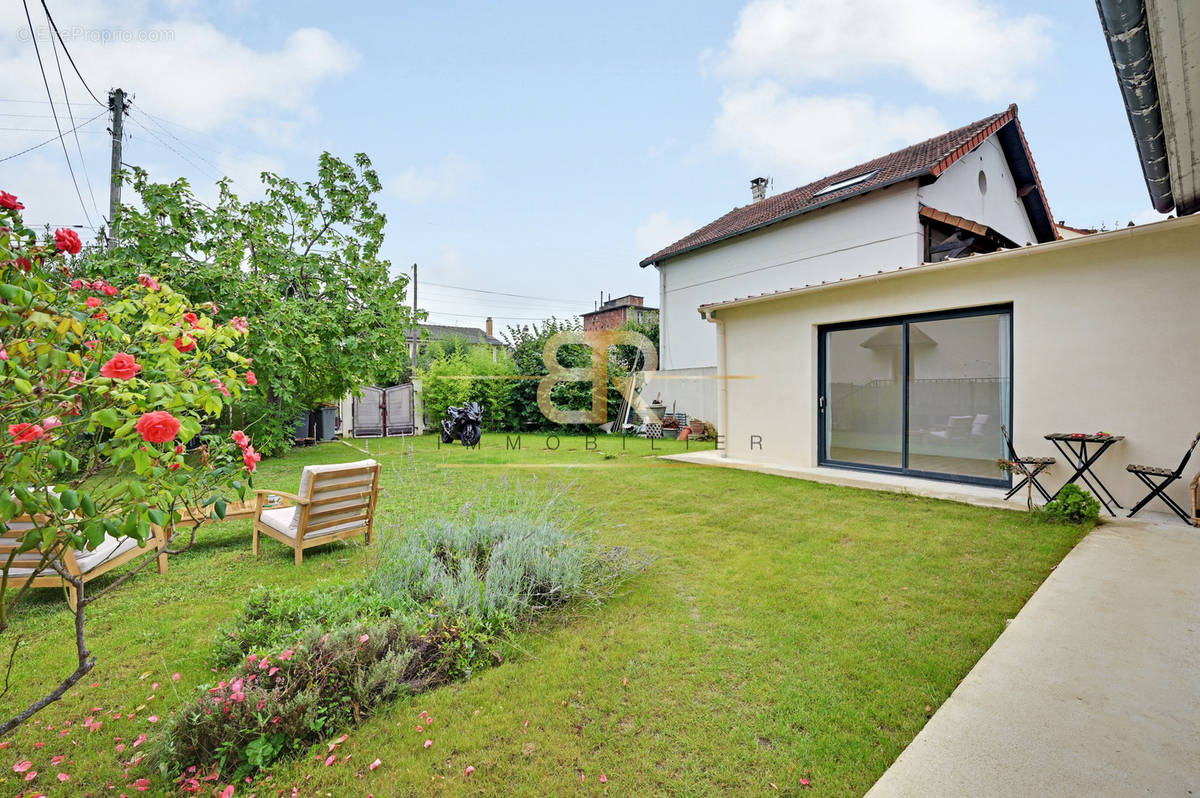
[674,3,1200,515]
[417,319,507,362]
[581,294,658,332]
[639,104,1057,423]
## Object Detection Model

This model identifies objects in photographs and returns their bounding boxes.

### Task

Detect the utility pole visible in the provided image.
[107,88,127,250]
[410,263,419,366]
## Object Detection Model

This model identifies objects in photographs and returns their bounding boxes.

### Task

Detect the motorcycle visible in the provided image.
[440,401,483,447]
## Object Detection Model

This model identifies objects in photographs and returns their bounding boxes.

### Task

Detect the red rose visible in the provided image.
[100,284,118,297]
[173,335,196,353]
[99,352,142,380]
[138,274,160,291]
[0,191,24,210]
[69,279,83,290]
[54,228,82,255]
[8,423,45,444]
[245,370,257,386]
[135,411,181,444]
[169,462,181,471]
[175,444,185,454]
[183,312,198,324]
[231,430,249,448]
[16,258,31,273]
[92,310,108,321]
[85,296,102,308]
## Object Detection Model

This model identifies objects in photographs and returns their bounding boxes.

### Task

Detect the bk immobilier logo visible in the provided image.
[536,329,657,425]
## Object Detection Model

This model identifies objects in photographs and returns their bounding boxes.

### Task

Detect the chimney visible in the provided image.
[750,177,768,203]
[485,317,493,337]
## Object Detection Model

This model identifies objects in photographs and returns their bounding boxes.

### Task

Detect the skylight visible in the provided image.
[813,169,881,197]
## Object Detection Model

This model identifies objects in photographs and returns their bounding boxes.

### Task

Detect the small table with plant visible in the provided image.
[1044,432,1125,516]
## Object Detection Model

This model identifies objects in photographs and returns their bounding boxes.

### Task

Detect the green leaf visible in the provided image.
[179,417,202,443]
[12,377,32,394]
[59,489,79,510]
[213,499,227,520]
[91,408,121,429]
[79,493,96,516]
[147,508,166,526]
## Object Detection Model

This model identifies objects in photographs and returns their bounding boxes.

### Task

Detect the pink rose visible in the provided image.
[135,411,181,444]
[54,227,82,255]
[99,352,142,380]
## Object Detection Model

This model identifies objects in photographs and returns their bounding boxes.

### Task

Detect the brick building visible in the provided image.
[581,294,658,332]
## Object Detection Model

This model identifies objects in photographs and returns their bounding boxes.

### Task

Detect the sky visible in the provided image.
[0,0,1168,332]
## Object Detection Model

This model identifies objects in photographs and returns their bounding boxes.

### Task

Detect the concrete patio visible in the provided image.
[663,450,1200,796]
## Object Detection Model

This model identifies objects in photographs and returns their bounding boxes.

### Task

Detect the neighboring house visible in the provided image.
[1054,221,1098,239]
[684,5,1200,513]
[417,319,507,362]
[581,294,658,332]
[639,104,1057,423]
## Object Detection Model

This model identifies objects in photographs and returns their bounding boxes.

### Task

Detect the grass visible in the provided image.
[0,433,1088,796]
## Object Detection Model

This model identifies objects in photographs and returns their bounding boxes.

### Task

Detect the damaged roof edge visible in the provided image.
[1097,0,1174,212]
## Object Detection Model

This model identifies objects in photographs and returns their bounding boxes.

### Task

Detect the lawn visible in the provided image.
[1,433,1088,796]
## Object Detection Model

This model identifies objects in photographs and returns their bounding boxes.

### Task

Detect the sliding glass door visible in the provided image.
[819,306,1011,486]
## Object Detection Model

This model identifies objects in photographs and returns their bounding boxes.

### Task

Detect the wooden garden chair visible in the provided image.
[1000,424,1056,503]
[1126,432,1200,523]
[1,517,168,610]
[251,459,381,564]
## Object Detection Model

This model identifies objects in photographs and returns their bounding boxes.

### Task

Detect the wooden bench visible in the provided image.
[1,518,168,609]
[252,459,381,565]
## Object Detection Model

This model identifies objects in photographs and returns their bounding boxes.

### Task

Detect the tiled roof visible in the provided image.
[640,104,1055,266]
[419,324,504,347]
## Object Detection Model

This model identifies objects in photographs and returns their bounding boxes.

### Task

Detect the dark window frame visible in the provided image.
[817,303,1014,488]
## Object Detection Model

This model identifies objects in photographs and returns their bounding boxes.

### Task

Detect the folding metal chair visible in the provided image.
[1126,432,1200,523]
[1001,424,1056,503]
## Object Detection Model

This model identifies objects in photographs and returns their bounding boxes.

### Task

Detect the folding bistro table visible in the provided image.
[1044,432,1125,516]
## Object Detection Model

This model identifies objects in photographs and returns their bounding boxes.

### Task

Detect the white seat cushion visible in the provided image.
[4,533,145,579]
[274,459,376,537]
[258,506,366,540]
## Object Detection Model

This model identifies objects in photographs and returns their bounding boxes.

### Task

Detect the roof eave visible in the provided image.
[639,169,929,268]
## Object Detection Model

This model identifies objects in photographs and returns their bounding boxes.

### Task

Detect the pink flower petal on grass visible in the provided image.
[51,756,64,765]
[220,786,235,798]
[14,759,32,772]
[324,754,336,767]
[171,672,182,681]
[464,765,475,777]
[132,734,147,747]
[58,772,70,782]
[600,773,608,783]
[423,739,432,749]
[148,715,159,723]
[359,634,370,643]
[369,758,381,771]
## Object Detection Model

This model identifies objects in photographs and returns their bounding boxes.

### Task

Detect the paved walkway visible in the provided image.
[866,519,1200,797]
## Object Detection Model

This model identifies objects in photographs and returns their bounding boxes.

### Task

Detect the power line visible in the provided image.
[126,113,221,180]
[420,280,591,304]
[0,109,105,162]
[38,0,105,107]
[130,108,220,173]
[21,0,92,227]
[0,97,95,107]
[46,6,102,223]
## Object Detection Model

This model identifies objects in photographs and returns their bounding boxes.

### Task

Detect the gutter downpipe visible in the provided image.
[703,309,729,458]
[1096,0,1174,212]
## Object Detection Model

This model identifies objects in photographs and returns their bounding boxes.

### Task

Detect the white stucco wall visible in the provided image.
[710,215,1200,510]
[656,181,921,373]
[919,136,1039,246]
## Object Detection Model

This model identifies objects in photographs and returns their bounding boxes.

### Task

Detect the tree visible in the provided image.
[0,191,254,735]
[86,153,418,454]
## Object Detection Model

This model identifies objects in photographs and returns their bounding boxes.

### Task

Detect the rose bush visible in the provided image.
[0,191,257,734]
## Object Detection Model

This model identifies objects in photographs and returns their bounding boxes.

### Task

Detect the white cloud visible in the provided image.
[0,9,357,136]
[215,150,285,201]
[712,85,946,184]
[717,0,1051,101]
[388,154,482,203]
[636,210,700,257]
